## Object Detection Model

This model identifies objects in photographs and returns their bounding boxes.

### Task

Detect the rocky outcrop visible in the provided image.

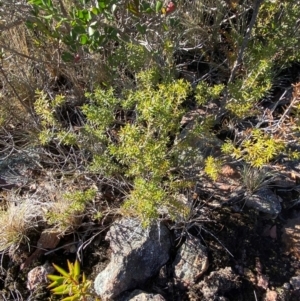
[173,236,209,286]
[94,218,172,300]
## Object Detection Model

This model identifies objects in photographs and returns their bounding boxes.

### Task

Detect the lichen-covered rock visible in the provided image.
[245,188,281,218]
[0,150,40,189]
[196,267,239,300]
[173,236,209,286]
[290,275,300,290]
[124,290,166,301]
[94,218,171,300]
[27,262,54,291]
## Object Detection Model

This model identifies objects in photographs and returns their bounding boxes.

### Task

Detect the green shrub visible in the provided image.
[33,69,192,225]
[87,76,191,225]
[0,198,42,252]
[46,188,97,233]
[26,0,178,67]
[221,129,285,167]
[204,156,223,181]
[34,91,78,146]
[225,0,300,117]
[195,82,225,106]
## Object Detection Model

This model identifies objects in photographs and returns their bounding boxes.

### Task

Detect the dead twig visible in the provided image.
[227,0,264,85]
[0,66,37,122]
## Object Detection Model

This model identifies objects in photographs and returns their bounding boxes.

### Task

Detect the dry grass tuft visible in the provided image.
[45,194,84,235]
[240,165,276,195]
[0,195,43,252]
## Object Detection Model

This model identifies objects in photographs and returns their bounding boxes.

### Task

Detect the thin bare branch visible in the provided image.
[227,0,264,84]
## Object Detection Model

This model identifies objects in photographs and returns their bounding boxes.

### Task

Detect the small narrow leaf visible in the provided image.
[155,1,162,13]
[47,274,65,282]
[61,52,74,62]
[67,260,73,272]
[43,14,53,19]
[91,7,99,15]
[73,260,81,278]
[61,295,80,301]
[80,34,88,45]
[127,2,140,16]
[51,284,70,295]
[82,272,86,283]
[99,1,106,8]
[52,263,70,278]
[136,24,146,34]
[25,21,34,30]
[47,280,65,289]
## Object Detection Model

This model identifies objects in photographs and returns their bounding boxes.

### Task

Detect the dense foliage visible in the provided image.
[0,0,300,298]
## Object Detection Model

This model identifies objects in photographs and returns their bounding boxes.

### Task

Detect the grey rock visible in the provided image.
[0,151,40,186]
[173,236,209,286]
[94,218,171,300]
[198,267,239,300]
[245,188,281,218]
[124,290,166,301]
[27,262,54,291]
[290,275,300,290]
[283,283,291,290]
